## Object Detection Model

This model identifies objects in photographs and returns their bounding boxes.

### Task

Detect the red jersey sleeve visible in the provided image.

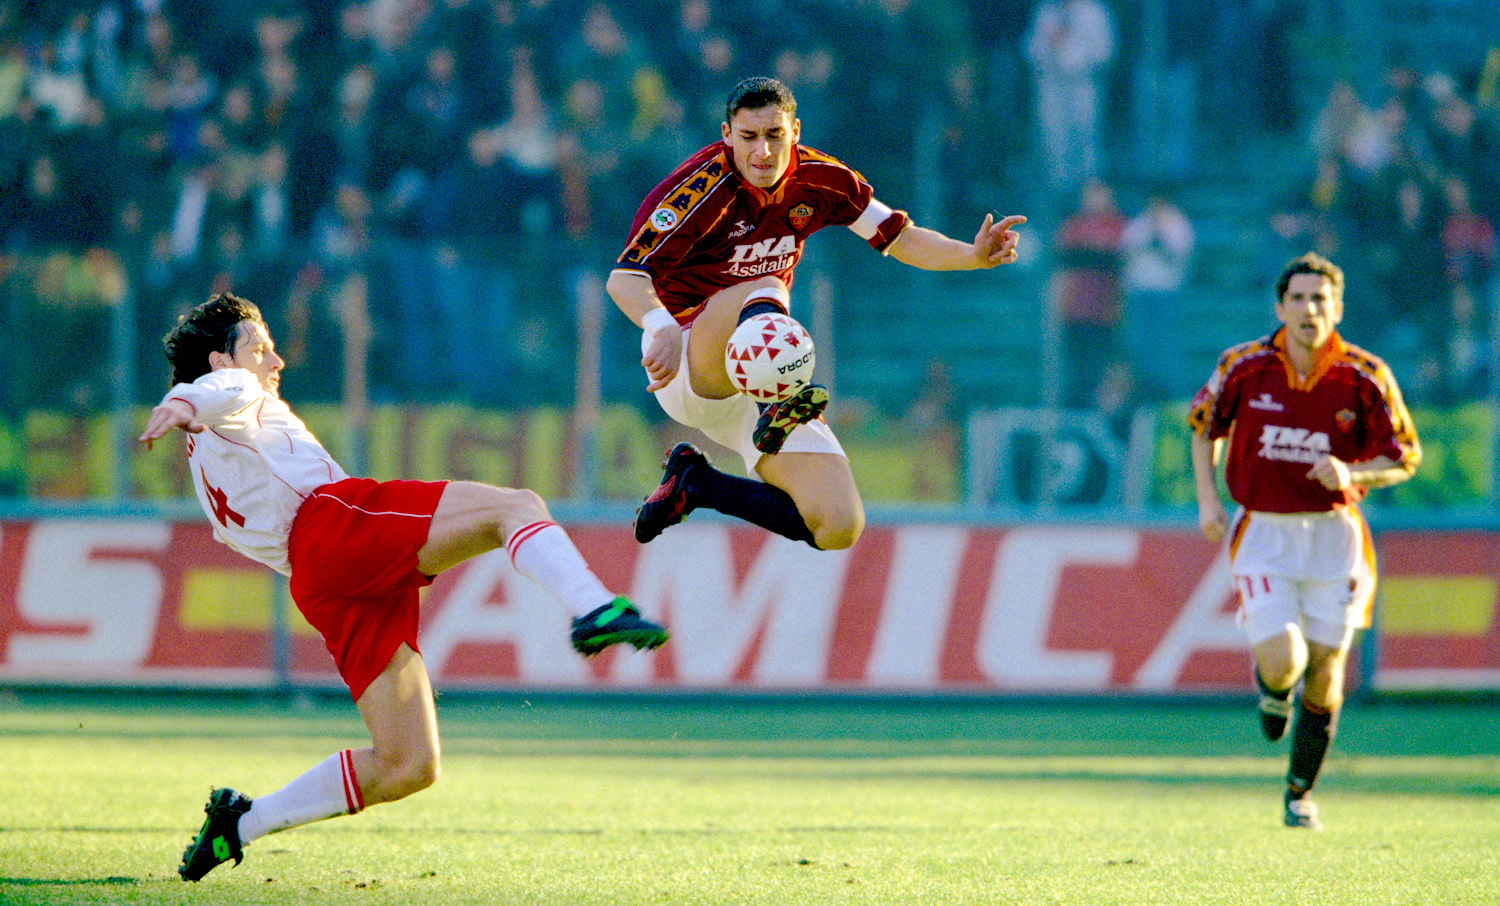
[795,146,910,250]
[1343,343,1422,476]
[615,143,734,279]
[1188,338,1267,441]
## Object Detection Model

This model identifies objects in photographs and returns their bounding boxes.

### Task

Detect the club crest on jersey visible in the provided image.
[650,207,679,231]
[789,203,813,231]
[1335,408,1356,431]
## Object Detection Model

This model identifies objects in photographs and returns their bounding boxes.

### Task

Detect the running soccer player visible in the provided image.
[608,75,1025,551]
[142,294,667,880]
[1189,252,1421,829]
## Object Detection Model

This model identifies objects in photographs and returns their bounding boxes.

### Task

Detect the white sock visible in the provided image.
[505,521,614,616]
[238,750,364,845]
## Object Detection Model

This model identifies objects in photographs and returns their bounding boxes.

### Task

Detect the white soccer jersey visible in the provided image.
[164,368,348,575]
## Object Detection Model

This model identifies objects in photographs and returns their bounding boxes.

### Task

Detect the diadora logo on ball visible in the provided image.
[777,350,813,374]
[726,235,797,277]
[1257,424,1330,463]
[650,207,678,231]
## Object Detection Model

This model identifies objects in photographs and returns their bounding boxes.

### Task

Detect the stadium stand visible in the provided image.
[1,0,1497,502]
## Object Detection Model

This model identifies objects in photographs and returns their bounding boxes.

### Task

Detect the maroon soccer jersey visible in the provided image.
[1188,328,1421,513]
[614,142,909,323]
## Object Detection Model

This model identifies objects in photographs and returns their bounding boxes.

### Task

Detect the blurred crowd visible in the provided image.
[0,0,992,412]
[1033,5,1500,415]
[0,0,1496,426]
[1270,61,1500,404]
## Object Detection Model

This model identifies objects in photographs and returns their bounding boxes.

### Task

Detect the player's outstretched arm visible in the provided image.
[139,399,204,450]
[888,213,1026,271]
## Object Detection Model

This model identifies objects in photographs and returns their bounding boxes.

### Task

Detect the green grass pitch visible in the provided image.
[1,689,1496,905]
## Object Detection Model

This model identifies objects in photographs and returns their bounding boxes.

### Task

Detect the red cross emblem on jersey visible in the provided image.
[200,466,246,528]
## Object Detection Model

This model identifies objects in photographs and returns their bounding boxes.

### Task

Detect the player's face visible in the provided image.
[722,105,800,189]
[217,319,284,396]
[1276,273,1343,355]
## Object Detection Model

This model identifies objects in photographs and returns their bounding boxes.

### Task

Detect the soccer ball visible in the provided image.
[724,312,816,402]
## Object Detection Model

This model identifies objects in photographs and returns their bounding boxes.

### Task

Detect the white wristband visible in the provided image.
[641,307,676,356]
[641,307,676,336]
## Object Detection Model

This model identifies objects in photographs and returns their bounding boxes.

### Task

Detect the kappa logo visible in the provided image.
[650,207,679,231]
[1248,392,1284,412]
[1257,424,1330,464]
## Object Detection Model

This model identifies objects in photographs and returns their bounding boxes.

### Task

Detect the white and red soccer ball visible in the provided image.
[724,312,816,402]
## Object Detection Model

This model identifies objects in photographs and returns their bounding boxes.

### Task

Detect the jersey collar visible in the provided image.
[1271,326,1346,390]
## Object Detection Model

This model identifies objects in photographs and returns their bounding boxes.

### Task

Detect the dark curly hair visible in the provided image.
[724,76,797,124]
[162,293,265,386]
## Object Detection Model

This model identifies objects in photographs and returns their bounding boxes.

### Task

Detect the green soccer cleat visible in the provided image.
[570,597,669,656]
[179,788,251,881]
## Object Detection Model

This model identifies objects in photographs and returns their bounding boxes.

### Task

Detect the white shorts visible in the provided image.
[1229,508,1375,647]
[653,324,845,475]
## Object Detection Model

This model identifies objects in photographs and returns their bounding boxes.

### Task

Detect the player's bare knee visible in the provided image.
[1266,670,1298,694]
[1257,658,1300,690]
[808,513,863,551]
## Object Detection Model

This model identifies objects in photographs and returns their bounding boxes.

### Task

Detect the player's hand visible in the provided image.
[641,326,681,393]
[974,213,1026,267]
[1307,454,1351,491]
[139,400,203,450]
[1197,498,1228,543]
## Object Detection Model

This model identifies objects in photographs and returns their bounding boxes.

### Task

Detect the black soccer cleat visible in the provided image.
[634,442,708,543]
[752,383,829,455]
[179,787,252,881]
[1258,692,1293,742]
[570,597,669,656]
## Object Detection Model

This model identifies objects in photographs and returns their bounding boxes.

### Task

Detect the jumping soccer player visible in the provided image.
[608,75,1025,551]
[1189,252,1421,829]
[142,293,667,880]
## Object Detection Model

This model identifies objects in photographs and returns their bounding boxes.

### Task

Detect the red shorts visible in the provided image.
[287,477,448,701]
